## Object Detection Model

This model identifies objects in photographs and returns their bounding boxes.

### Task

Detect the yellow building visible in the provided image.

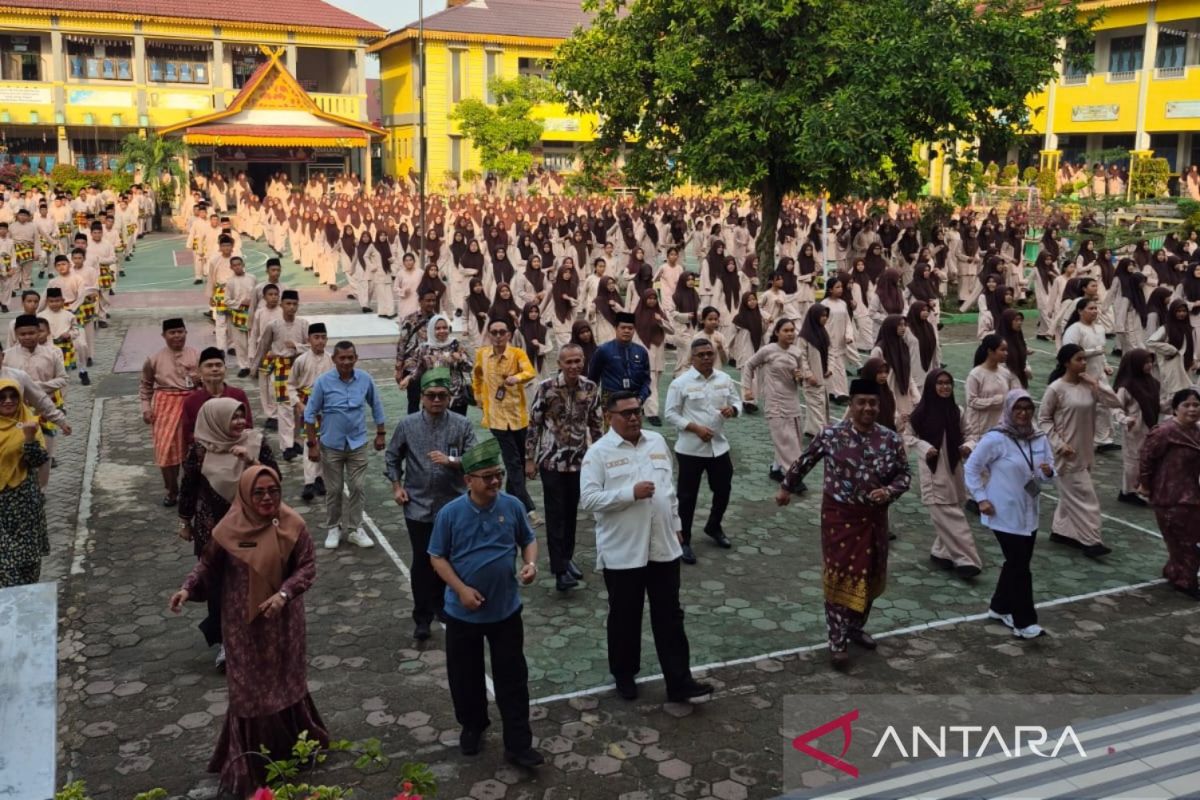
[0,0,384,182]
[1031,0,1200,173]
[370,0,596,182]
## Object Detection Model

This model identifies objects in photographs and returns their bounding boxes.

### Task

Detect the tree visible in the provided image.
[555,0,1094,279]
[116,133,188,205]
[450,76,561,183]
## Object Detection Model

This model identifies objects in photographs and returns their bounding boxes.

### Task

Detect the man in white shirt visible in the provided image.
[579,390,712,704]
[663,338,742,563]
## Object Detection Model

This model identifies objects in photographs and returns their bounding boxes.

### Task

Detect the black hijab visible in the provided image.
[733,292,765,352]
[798,303,830,373]
[874,314,911,389]
[909,369,965,473]
[905,301,937,371]
[1113,349,1161,429]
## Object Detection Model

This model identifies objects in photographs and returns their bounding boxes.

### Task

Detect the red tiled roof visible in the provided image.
[398,0,591,39]
[4,0,385,33]
[181,124,372,138]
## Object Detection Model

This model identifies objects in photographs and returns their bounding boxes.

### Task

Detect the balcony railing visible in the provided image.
[1154,66,1187,80]
[311,93,362,119]
[1107,70,1138,83]
[1062,72,1089,86]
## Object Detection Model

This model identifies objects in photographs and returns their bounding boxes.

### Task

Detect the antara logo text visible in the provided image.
[792,709,1089,778]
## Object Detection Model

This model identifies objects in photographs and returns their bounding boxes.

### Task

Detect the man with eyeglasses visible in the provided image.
[580,390,713,704]
[428,438,543,769]
[385,367,476,641]
[587,311,655,424]
[472,317,539,524]
[664,337,742,564]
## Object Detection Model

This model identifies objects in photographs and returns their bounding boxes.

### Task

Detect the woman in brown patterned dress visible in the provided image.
[169,465,325,798]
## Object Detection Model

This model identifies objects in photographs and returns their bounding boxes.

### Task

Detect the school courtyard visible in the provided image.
[37,234,1200,799]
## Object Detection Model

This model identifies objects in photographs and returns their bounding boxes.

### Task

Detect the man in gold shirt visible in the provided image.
[472,316,539,524]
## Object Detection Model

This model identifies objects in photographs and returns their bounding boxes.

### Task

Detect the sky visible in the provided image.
[336,0,448,77]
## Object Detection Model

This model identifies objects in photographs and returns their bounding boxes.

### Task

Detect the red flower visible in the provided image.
[252,789,275,800]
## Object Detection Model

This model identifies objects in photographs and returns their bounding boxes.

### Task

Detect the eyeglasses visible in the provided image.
[422,390,450,400]
[469,470,505,483]
[489,329,509,337]
[612,407,644,419]
[251,486,282,499]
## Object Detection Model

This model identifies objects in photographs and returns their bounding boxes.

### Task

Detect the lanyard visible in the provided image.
[1013,438,1035,473]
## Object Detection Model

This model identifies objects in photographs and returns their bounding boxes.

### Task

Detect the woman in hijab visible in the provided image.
[570,319,598,370]
[1039,343,1123,559]
[1148,299,1199,402]
[178,398,276,669]
[460,238,486,289]
[857,357,898,431]
[0,379,48,588]
[487,246,516,297]
[626,247,654,310]
[905,370,981,579]
[169,465,325,799]
[489,282,522,331]
[794,241,819,319]
[349,230,384,317]
[870,314,920,427]
[955,223,983,304]
[714,256,746,347]
[904,300,940,390]
[1138,387,1200,599]
[822,273,858,403]
[743,318,805,482]
[863,242,889,283]
[591,276,624,342]
[1031,252,1059,340]
[849,257,874,349]
[1111,257,1149,354]
[404,314,474,415]
[906,259,942,325]
[731,291,766,380]
[868,268,905,346]
[798,303,832,435]
[965,390,1057,639]
[517,302,549,375]
[548,262,580,347]
[514,254,548,311]
[466,277,492,345]
[963,334,1022,439]
[999,309,1031,388]
[1112,349,1162,507]
[633,289,674,421]
[701,239,727,305]
[338,224,357,295]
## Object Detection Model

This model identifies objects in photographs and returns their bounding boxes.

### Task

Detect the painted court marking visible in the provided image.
[1042,492,1163,539]
[71,398,105,576]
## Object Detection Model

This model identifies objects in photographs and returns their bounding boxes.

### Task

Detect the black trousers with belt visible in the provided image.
[540,468,580,575]
[404,517,445,625]
[990,530,1038,629]
[602,559,693,694]
[445,609,532,752]
[675,451,734,544]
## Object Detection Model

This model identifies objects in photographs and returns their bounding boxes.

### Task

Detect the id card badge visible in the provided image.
[495,386,506,401]
[622,378,631,389]
[1023,478,1041,498]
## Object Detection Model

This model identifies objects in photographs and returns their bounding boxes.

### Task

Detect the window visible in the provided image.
[66,39,133,81]
[1108,35,1144,74]
[450,136,462,175]
[231,47,268,89]
[1156,30,1187,70]
[450,48,463,103]
[147,43,210,84]
[485,49,499,103]
[518,57,553,80]
[542,143,576,172]
[1,35,42,81]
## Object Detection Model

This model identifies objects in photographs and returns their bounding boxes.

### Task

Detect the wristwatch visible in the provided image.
[279,589,290,601]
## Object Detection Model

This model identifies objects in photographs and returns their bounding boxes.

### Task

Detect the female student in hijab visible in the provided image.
[999,309,1032,388]
[178,398,277,670]
[822,273,858,403]
[1112,349,1162,507]
[870,314,921,429]
[1031,252,1059,340]
[1108,257,1149,353]
[1147,299,1199,402]
[517,302,550,375]
[742,318,805,483]
[906,259,943,327]
[858,357,898,431]
[170,466,325,798]
[569,319,598,368]
[591,275,624,343]
[417,261,452,318]
[965,390,1057,639]
[904,300,941,390]
[868,268,905,347]
[905,370,981,579]
[0,379,48,589]
[633,289,674,422]
[794,241,820,320]
[849,257,874,351]
[1038,343,1123,559]
[348,230,375,313]
[963,334,1022,439]
[714,256,747,347]
[548,262,581,347]
[798,303,832,435]
[466,278,492,346]
[489,282,522,333]
[731,291,766,376]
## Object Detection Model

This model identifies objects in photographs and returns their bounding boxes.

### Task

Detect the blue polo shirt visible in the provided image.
[428,491,535,624]
[303,367,386,450]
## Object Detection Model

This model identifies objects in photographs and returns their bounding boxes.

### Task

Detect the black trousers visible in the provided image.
[675,451,734,544]
[199,592,223,647]
[990,530,1038,628]
[540,469,580,575]
[445,609,532,751]
[406,381,420,415]
[602,559,693,694]
[491,428,535,512]
[405,518,445,625]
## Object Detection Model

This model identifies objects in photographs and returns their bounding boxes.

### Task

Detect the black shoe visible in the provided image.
[504,748,545,769]
[566,560,583,579]
[556,572,578,592]
[615,675,638,700]
[743,402,758,415]
[929,555,954,570]
[955,564,982,579]
[97,320,108,328]
[314,477,327,496]
[237,368,251,378]
[328,284,337,292]
[301,483,315,501]
[647,415,662,426]
[1082,544,1113,559]
[413,622,432,641]
[1049,532,1082,549]
[1112,348,1123,357]
[282,446,300,463]
[705,528,732,548]
[848,630,878,650]
[226,348,236,356]
[107,289,114,296]
[162,494,177,508]
[680,544,696,564]
[79,372,90,386]
[361,306,372,313]
[119,269,126,276]
[193,278,203,285]
[667,680,714,703]
[888,531,897,541]
[38,271,45,279]
[769,467,785,483]
[264,418,278,431]
[86,358,93,367]
[1118,492,1147,507]
[459,725,487,756]
[50,458,58,469]
[1096,442,1121,453]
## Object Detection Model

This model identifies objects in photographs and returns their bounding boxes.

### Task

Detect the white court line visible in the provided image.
[71,398,105,575]
[1042,492,1163,539]
[529,577,1167,706]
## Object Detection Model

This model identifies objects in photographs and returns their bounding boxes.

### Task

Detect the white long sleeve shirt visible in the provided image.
[964,430,1057,536]
[579,428,683,569]
[663,367,742,457]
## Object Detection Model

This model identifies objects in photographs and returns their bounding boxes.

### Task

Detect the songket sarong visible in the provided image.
[820,496,890,613]
[40,389,65,436]
[74,298,98,327]
[152,389,191,467]
[54,336,77,371]
[270,356,295,403]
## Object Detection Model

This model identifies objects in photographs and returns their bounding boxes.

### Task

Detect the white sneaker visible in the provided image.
[324,527,341,549]
[528,511,542,527]
[347,527,375,548]
[1012,624,1046,639]
[986,609,1015,629]
[214,645,226,671]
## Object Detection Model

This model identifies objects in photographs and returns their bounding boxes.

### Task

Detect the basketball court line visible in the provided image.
[71,398,105,576]
[1042,492,1162,539]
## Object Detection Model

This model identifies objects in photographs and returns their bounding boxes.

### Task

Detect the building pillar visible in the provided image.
[1045,38,1064,152]
[50,29,65,143]
[134,34,147,123]
[355,47,367,121]
[56,125,69,167]
[212,34,226,111]
[1180,132,1192,171]
[285,45,298,77]
[363,140,373,190]
[1135,1,1159,152]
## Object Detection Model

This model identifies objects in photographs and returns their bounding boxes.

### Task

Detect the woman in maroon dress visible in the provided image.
[1138,387,1200,599]
[169,465,326,798]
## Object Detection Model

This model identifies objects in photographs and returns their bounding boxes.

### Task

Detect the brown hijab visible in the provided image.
[212,466,304,622]
[193,398,263,502]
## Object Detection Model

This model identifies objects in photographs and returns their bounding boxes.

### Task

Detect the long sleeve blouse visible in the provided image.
[964,430,1057,536]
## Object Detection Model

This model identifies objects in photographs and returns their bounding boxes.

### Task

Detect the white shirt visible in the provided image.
[964,430,1057,536]
[579,428,683,569]
[663,367,742,457]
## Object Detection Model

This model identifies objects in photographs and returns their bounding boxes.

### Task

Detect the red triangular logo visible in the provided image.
[792,709,859,778]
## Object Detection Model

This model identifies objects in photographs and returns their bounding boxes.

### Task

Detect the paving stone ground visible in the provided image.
[42,233,1200,800]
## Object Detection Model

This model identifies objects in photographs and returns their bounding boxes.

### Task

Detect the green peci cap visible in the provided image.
[461,438,502,474]
[420,365,452,391]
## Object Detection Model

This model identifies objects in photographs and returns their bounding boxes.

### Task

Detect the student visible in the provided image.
[253,290,309,460]
[287,323,333,501]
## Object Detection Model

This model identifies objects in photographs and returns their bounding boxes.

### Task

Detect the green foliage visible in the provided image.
[984,162,1000,186]
[461,168,480,182]
[397,761,438,797]
[917,197,956,243]
[56,782,167,800]
[1129,155,1170,200]
[1000,164,1018,184]
[556,0,1093,277]
[133,791,169,800]
[1036,167,1058,203]
[450,76,561,182]
[1022,166,1040,185]
[47,163,132,196]
[116,133,188,202]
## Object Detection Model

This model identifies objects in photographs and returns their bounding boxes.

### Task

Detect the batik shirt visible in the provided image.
[526,374,603,472]
[782,420,911,505]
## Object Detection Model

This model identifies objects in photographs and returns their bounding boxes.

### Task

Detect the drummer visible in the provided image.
[222,256,258,378]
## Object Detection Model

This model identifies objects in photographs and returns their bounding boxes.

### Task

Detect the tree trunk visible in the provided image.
[755,177,782,286]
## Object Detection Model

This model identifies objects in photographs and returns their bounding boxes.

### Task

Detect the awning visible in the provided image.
[179,124,371,148]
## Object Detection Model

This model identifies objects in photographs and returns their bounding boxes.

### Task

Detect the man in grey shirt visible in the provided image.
[385,366,476,641]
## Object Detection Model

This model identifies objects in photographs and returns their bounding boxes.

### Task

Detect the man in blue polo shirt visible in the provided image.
[586,311,657,424]
[429,438,544,770]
